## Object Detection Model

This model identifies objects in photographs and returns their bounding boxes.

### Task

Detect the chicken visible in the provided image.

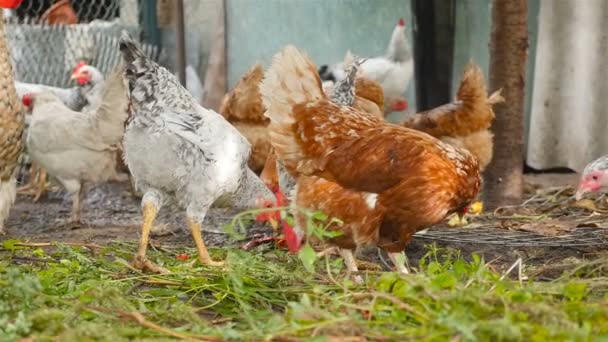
[260,45,481,275]
[23,67,128,225]
[323,52,385,119]
[401,64,504,172]
[0,7,25,234]
[15,62,105,112]
[319,18,413,113]
[261,55,385,193]
[16,62,107,201]
[118,31,275,272]
[218,64,271,173]
[575,157,608,200]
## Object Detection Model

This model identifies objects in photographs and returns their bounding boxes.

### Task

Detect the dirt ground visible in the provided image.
[2,172,605,275]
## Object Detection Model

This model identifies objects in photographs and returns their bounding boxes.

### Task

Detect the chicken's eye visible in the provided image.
[592,175,599,181]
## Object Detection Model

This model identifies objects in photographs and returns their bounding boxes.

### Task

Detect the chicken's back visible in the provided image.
[220,64,266,124]
[0,16,25,232]
[403,64,500,137]
[401,63,503,170]
[26,93,118,186]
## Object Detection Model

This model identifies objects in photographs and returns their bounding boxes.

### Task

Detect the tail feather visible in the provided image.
[260,45,324,125]
[260,46,326,175]
[94,65,129,145]
[402,62,503,137]
[118,30,146,64]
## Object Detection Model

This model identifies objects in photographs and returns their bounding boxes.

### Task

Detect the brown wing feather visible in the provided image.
[354,77,384,114]
[295,176,385,250]
[291,100,469,194]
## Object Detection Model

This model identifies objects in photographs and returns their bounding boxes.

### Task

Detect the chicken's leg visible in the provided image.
[188,218,225,267]
[32,168,47,202]
[132,193,168,273]
[340,248,363,284]
[69,185,84,224]
[388,252,410,274]
[17,163,48,201]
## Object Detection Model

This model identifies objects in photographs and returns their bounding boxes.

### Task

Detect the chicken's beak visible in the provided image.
[69,72,79,80]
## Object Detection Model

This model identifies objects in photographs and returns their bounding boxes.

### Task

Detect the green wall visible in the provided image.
[226,0,416,116]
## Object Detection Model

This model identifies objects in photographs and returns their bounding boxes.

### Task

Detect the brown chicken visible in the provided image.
[260,60,385,190]
[0,8,26,234]
[260,46,481,275]
[401,64,503,171]
[219,64,271,173]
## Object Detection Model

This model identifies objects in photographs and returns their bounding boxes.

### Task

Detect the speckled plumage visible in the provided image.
[0,14,25,233]
[119,31,273,225]
[583,156,608,175]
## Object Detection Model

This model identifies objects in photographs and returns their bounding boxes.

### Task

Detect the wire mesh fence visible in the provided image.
[4,0,160,87]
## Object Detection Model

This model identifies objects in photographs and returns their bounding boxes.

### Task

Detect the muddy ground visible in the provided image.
[3,172,606,276]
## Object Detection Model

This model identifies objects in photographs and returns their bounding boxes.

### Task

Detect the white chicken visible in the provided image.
[319,18,413,113]
[118,31,275,272]
[16,62,106,201]
[15,62,105,112]
[22,67,128,225]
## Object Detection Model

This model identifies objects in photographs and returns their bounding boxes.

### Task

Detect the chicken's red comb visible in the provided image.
[398,18,405,27]
[72,61,87,75]
[392,98,408,111]
[0,0,23,9]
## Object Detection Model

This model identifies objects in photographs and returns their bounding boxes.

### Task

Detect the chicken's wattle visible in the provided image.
[282,221,302,253]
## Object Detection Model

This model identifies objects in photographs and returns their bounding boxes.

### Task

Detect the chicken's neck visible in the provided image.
[232,168,275,209]
[386,28,411,63]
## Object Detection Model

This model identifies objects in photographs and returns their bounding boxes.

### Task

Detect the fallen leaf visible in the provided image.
[517,219,577,236]
[571,199,601,212]
[176,254,189,261]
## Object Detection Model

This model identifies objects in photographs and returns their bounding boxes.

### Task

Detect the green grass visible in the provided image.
[1,240,608,341]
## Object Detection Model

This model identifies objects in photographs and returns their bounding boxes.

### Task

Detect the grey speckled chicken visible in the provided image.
[24,68,128,225]
[118,31,275,272]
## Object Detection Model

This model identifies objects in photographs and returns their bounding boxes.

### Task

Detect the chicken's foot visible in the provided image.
[132,201,169,273]
[340,248,363,284]
[188,218,225,267]
[316,246,339,258]
[17,164,48,201]
[388,252,410,274]
[33,168,47,202]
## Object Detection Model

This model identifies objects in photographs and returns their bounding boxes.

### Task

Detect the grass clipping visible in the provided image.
[1,240,608,341]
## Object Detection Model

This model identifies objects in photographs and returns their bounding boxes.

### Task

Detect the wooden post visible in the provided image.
[483,0,528,209]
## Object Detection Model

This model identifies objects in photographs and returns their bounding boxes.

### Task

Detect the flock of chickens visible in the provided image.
[5,9,606,279]
[0,11,508,278]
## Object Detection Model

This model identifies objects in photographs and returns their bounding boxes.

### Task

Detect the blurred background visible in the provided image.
[4,0,607,174]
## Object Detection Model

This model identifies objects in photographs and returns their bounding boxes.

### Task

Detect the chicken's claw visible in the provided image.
[188,218,225,267]
[131,256,170,274]
[388,252,410,274]
[32,168,48,202]
[17,165,48,202]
